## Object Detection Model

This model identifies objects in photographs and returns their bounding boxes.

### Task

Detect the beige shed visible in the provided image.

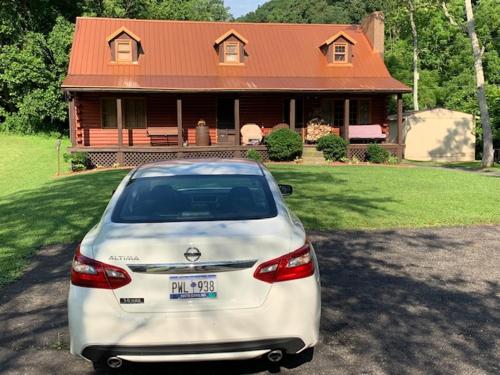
[389,108,476,162]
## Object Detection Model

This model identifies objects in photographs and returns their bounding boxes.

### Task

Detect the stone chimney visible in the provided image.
[361,11,384,57]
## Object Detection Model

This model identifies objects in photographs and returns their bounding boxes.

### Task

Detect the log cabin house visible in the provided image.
[62,12,410,166]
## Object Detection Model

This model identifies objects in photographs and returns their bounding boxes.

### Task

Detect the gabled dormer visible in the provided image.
[106,26,141,64]
[214,29,248,65]
[320,31,357,65]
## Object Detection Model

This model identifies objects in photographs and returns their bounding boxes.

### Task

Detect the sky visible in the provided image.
[225,0,267,18]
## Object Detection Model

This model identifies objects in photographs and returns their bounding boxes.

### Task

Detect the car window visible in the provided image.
[112,175,278,223]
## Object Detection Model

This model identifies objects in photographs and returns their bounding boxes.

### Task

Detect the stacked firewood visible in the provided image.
[306,118,332,142]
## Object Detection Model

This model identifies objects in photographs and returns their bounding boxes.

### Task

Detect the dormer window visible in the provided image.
[106,26,141,64]
[320,31,356,65]
[215,29,248,65]
[116,40,132,63]
[333,43,347,63]
[224,41,240,63]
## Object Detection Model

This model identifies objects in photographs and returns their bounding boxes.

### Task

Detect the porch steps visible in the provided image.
[302,145,328,165]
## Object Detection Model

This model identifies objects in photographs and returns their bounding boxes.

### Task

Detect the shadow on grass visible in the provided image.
[270,167,398,230]
[0,169,130,286]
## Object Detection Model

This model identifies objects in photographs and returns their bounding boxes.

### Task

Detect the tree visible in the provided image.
[240,0,347,23]
[442,1,494,167]
[408,0,419,111]
[464,0,493,167]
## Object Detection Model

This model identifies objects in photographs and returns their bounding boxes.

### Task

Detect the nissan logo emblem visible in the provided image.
[184,247,201,262]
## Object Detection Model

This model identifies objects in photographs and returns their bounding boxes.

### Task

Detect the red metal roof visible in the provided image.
[63,17,410,93]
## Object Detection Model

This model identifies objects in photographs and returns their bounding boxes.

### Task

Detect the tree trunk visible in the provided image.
[408,0,419,111]
[464,0,493,167]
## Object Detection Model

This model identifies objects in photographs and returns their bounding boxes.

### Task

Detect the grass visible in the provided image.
[406,160,500,172]
[0,134,71,197]
[269,164,500,230]
[0,133,499,285]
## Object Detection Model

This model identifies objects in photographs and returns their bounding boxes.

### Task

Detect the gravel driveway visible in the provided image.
[1,225,499,374]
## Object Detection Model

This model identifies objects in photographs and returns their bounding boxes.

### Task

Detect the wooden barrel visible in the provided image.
[196,126,210,146]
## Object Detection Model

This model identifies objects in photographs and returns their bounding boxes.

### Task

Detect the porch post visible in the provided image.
[396,93,404,159]
[343,98,350,141]
[177,98,183,146]
[116,98,124,164]
[68,93,76,147]
[289,98,296,131]
[234,98,240,146]
[397,93,403,145]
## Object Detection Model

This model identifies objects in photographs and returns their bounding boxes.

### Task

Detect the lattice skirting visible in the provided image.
[86,149,269,167]
[87,152,117,167]
[347,145,402,161]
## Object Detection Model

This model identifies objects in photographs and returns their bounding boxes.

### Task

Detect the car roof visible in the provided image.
[132,159,264,179]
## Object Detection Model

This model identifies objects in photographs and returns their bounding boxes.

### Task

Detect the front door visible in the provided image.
[217,98,235,144]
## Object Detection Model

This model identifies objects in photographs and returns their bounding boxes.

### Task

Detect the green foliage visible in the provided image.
[387,154,400,165]
[246,149,262,162]
[265,129,303,161]
[240,0,386,24]
[366,144,390,164]
[81,0,230,21]
[63,152,89,171]
[0,17,74,134]
[316,134,348,161]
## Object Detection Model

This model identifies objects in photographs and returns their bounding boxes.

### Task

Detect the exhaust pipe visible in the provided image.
[267,349,284,363]
[106,356,123,369]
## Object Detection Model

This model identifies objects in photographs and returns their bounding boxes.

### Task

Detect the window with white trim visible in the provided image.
[333,43,347,63]
[224,42,240,63]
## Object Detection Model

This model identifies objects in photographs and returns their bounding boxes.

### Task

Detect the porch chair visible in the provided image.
[240,124,263,145]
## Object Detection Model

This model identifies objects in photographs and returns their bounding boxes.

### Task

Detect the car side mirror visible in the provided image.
[278,184,293,196]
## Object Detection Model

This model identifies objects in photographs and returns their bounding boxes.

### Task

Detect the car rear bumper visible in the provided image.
[68,275,320,362]
[81,338,305,362]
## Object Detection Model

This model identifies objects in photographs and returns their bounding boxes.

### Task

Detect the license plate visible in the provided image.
[169,275,217,300]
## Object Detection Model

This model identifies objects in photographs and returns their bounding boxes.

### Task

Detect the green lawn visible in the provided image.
[406,160,500,172]
[269,164,500,230]
[0,133,499,285]
[0,134,71,196]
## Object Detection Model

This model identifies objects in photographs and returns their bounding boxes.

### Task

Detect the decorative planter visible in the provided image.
[195,119,210,146]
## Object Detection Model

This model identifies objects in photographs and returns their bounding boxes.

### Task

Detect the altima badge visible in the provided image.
[109,255,139,261]
[184,247,201,262]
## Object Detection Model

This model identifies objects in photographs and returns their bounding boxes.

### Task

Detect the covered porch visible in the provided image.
[67,91,405,166]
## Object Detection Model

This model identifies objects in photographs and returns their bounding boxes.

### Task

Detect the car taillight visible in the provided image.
[253,243,315,283]
[71,245,131,289]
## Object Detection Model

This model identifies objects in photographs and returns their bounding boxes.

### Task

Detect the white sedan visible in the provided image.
[68,159,321,371]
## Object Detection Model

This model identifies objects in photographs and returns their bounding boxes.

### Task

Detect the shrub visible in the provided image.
[63,152,89,171]
[366,144,390,163]
[387,155,400,164]
[316,134,348,161]
[264,128,303,161]
[247,149,262,162]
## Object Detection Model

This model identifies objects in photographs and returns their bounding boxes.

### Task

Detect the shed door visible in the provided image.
[217,98,235,144]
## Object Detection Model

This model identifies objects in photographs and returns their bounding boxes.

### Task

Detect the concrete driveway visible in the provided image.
[1,226,499,374]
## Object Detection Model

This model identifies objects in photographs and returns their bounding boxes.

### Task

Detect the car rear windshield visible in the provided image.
[111,174,278,223]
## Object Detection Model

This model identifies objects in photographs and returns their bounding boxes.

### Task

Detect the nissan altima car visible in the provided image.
[68,159,321,371]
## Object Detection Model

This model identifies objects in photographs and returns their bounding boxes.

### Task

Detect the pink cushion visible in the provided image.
[349,125,386,139]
